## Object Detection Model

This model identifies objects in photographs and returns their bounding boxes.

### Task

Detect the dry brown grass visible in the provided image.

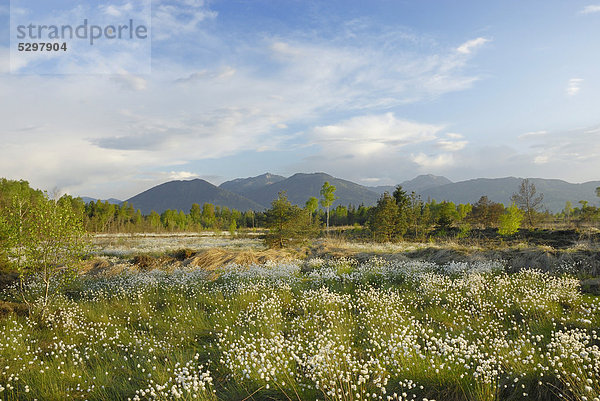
[80,257,141,277]
[78,247,296,278]
[185,248,295,271]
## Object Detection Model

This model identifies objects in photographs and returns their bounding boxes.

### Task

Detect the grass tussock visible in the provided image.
[185,248,295,271]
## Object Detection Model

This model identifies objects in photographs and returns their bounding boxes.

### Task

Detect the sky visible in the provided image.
[1,0,600,200]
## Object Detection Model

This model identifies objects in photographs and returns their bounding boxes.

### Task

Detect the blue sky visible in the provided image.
[1,0,599,199]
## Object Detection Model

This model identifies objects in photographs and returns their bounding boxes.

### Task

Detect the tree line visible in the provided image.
[0,178,599,240]
[265,179,600,245]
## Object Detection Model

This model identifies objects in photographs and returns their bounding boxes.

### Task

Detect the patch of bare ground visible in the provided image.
[0,301,27,318]
[0,271,18,291]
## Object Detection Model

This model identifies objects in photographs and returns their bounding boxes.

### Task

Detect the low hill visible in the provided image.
[126,179,263,214]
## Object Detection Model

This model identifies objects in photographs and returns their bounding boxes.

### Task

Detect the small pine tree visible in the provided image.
[437,202,458,229]
[392,186,410,236]
[265,192,319,248]
[368,192,402,242]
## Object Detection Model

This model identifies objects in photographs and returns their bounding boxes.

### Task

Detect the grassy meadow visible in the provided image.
[1,236,600,401]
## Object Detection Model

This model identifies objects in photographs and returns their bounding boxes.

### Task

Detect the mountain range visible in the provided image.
[80,196,122,205]
[420,177,600,213]
[87,172,600,214]
[125,179,264,215]
[370,174,453,195]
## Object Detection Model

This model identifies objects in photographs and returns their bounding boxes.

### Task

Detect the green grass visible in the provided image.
[0,259,599,401]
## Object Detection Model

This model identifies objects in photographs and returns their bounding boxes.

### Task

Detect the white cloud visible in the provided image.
[580,5,600,14]
[110,74,148,91]
[216,66,236,80]
[518,130,547,140]
[263,36,486,110]
[436,139,468,151]
[411,153,454,169]
[524,125,600,164]
[0,23,491,198]
[502,125,600,180]
[101,3,133,17]
[173,66,236,83]
[456,37,490,54]
[434,133,468,151]
[360,177,383,183]
[290,115,465,185]
[566,78,583,96]
[270,41,301,57]
[294,122,600,188]
[8,3,152,75]
[152,1,217,40]
[167,171,200,180]
[311,113,443,157]
[0,47,10,74]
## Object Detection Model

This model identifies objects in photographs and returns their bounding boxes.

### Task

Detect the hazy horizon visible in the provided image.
[2,1,600,200]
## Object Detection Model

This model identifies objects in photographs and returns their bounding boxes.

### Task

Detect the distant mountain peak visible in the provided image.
[399,174,452,193]
[290,172,333,178]
[416,173,450,180]
[219,172,286,196]
[126,178,264,214]
[241,172,380,208]
[80,196,122,205]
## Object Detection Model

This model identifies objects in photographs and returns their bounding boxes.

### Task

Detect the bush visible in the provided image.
[499,203,524,236]
[0,194,87,315]
[265,192,320,248]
